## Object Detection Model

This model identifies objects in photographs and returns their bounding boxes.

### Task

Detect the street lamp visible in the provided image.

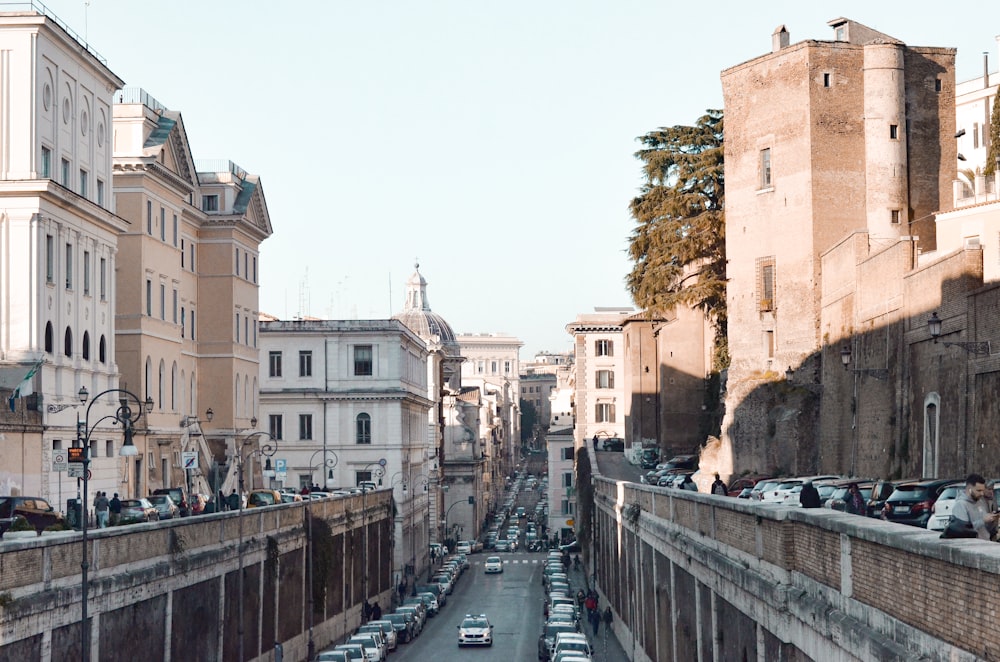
[444,497,473,550]
[235,429,277,662]
[927,311,991,355]
[75,386,153,662]
[359,459,386,617]
[306,449,337,661]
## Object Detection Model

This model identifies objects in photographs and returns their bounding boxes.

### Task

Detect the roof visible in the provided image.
[392,264,460,354]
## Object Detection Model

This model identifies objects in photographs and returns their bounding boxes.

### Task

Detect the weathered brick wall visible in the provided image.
[593,472,1000,662]
[0,491,392,662]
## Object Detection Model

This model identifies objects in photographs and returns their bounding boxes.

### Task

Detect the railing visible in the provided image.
[194,159,248,181]
[0,1,107,64]
[114,87,168,113]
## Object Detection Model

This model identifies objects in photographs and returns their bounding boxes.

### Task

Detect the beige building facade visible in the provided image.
[720,18,956,476]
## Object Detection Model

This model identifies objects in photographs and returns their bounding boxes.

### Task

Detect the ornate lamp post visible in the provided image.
[75,386,153,662]
[359,459,386,617]
[306,449,337,661]
[235,429,277,662]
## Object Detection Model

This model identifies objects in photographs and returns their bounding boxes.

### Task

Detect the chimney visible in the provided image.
[985,51,990,89]
[772,25,790,52]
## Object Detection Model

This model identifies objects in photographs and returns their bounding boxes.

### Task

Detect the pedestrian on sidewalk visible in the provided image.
[603,606,613,632]
[109,493,122,526]
[94,491,110,528]
[590,607,600,636]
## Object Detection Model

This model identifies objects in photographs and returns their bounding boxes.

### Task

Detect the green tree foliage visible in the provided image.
[519,399,537,442]
[986,93,1000,176]
[627,110,726,345]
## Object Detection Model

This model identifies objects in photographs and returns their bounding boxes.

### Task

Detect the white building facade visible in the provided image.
[258,318,435,585]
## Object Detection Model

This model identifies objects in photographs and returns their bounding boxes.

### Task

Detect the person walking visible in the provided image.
[109,493,122,526]
[711,474,728,496]
[681,474,698,492]
[845,483,866,516]
[94,491,110,528]
[227,489,241,512]
[590,607,600,636]
[218,489,227,511]
[950,473,999,540]
[799,481,821,508]
[603,606,613,632]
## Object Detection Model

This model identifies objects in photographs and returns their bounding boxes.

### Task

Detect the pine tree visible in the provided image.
[626,110,726,363]
[986,92,1000,176]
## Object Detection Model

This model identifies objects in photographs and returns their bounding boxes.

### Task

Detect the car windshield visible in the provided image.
[122,500,142,507]
[937,486,964,500]
[462,618,489,628]
[888,485,932,500]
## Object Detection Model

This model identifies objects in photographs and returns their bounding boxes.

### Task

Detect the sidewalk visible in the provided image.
[567,560,630,661]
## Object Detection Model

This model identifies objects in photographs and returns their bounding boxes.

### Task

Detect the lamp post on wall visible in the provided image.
[235,429,277,662]
[359,459,386,616]
[74,386,153,662]
[306,449,337,661]
[927,312,992,355]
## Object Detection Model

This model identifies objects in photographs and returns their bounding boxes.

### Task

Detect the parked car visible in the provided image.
[640,447,661,469]
[247,489,282,508]
[383,612,414,643]
[925,482,968,531]
[539,621,580,661]
[727,475,774,498]
[882,478,957,527]
[150,487,187,515]
[454,541,472,554]
[0,496,63,535]
[749,479,782,501]
[823,481,875,512]
[147,494,180,519]
[120,498,159,523]
[867,479,904,518]
[602,437,625,452]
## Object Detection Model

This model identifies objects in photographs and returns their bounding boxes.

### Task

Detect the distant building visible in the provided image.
[955,40,999,179]
[544,426,576,544]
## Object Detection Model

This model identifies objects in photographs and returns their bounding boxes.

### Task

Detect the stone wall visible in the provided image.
[591,470,998,662]
[0,491,393,662]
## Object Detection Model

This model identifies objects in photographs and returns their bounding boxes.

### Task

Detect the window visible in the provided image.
[46,235,54,283]
[835,26,845,41]
[97,180,105,206]
[83,251,90,295]
[244,317,248,346]
[891,209,901,224]
[98,336,106,363]
[356,413,372,444]
[82,332,90,360]
[765,330,774,358]
[477,361,484,374]
[79,169,88,197]
[269,351,282,377]
[181,239,185,268]
[354,345,373,376]
[172,289,178,323]
[269,414,283,440]
[561,500,575,516]
[99,258,106,300]
[562,447,574,460]
[160,284,165,320]
[190,310,195,340]
[235,248,240,275]
[595,340,613,357]
[65,243,73,289]
[759,148,772,189]
[41,146,51,178]
[146,280,152,316]
[181,308,186,338]
[935,78,942,92]
[147,201,152,235]
[889,124,898,140]
[595,370,615,389]
[299,351,312,377]
[44,322,53,353]
[244,253,248,280]
[757,256,776,311]
[172,215,178,246]
[491,361,498,373]
[189,243,195,271]
[562,472,573,488]
[252,256,257,283]
[105,440,113,458]
[202,195,219,212]
[823,73,831,87]
[235,313,240,343]
[61,159,70,187]
[504,361,511,373]
[160,208,165,241]
[595,403,615,423]
[64,327,72,357]
[299,414,313,440]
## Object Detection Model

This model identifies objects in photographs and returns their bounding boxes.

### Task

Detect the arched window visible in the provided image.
[171,362,178,411]
[64,327,72,357]
[244,375,250,420]
[356,413,372,444]
[45,322,53,353]
[180,369,187,417]
[252,377,258,421]
[99,335,106,363]
[234,375,241,418]
[82,331,90,360]
[923,393,941,478]
[158,359,165,411]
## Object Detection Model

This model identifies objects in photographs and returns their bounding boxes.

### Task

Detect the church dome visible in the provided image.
[392,264,460,355]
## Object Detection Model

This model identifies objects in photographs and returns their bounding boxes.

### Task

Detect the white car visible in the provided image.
[457,613,494,647]
[347,634,383,662]
[926,483,967,531]
[454,541,472,554]
[366,620,398,651]
[484,556,503,573]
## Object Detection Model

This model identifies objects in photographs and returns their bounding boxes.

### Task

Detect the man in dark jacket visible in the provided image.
[799,481,821,508]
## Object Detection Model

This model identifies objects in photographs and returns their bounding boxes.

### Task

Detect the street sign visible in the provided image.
[68,465,84,478]
[565,519,575,527]
[53,450,68,472]
[274,459,286,473]
[181,451,198,470]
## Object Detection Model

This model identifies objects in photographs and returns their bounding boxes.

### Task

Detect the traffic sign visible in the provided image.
[53,450,68,472]
[68,465,91,479]
[182,452,198,470]
[274,459,286,473]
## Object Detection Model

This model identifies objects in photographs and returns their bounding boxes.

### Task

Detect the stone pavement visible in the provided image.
[566,557,631,661]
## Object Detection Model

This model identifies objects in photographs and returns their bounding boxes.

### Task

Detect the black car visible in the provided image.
[867,479,904,518]
[640,447,661,469]
[0,496,63,536]
[882,478,956,527]
[602,437,625,452]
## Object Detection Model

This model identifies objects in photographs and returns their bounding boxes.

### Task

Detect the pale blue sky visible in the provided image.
[39,1,1000,357]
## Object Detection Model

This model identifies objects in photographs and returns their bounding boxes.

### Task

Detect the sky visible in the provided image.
[35,1,1000,358]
